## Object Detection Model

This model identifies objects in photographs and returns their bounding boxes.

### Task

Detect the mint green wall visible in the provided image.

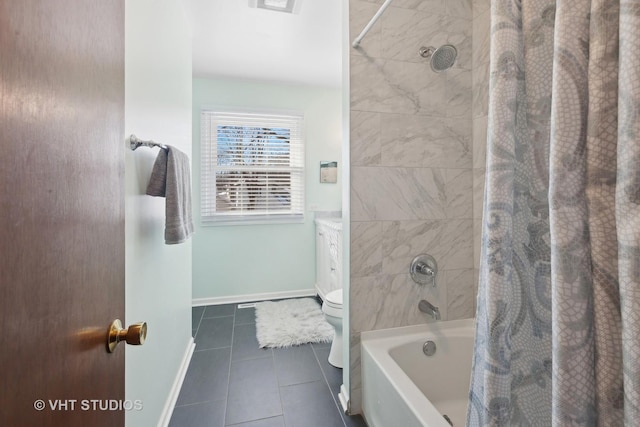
[125,1,192,425]
[192,78,342,300]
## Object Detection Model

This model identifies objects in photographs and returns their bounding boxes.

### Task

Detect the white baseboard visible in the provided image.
[158,338,195,427]
[339,384,350,413]
[192,288,317,307]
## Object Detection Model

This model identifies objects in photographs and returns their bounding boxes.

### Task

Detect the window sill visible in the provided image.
[201,214,305,227]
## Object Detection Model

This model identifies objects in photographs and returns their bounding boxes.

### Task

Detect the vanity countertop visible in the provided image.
[314,217,342,231]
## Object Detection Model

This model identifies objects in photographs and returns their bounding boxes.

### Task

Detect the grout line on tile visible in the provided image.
[173,398,224,409]
[230,355,273,363]
[193,345,232,353]
[218,305,234,427]
[226,415,283,427]
[193,307,205,339]
[280,378,325,391]
[202,314,235,320]
[311,345,348,427]
[273,347,287,426]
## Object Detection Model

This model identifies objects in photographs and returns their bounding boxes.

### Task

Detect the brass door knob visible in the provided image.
[107,319,147,353]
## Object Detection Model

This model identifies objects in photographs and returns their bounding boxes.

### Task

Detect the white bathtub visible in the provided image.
[361,318,475,427]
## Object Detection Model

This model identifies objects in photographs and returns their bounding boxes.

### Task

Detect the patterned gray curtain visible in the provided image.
[467,0,640,425]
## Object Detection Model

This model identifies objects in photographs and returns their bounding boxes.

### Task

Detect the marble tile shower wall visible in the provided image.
[472,0,490,285]
[348,0,476,412]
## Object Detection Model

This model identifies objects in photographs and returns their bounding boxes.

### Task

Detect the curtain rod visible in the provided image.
[351,0,394,48]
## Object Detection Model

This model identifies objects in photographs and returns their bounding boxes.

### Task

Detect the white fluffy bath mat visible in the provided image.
[255,298,334,348]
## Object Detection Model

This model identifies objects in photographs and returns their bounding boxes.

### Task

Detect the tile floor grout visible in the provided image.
[272,347,286,427]
[220,307,236,427]
[310,344,349,427]
[171,302,366,427]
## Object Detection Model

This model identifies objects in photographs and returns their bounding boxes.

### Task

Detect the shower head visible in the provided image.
[431,45,457,72]
[419,44,457,72]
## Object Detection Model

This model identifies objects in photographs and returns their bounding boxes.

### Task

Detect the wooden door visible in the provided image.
[0,1,125,426]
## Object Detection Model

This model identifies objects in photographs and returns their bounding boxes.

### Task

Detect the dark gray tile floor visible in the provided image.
[170,302,367,427]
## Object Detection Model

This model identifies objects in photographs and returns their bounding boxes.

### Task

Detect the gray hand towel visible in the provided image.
[146,146,194,244]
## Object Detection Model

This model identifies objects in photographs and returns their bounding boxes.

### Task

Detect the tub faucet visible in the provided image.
[419,299,441,320]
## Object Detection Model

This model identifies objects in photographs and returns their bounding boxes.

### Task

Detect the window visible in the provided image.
[201,110,305,225]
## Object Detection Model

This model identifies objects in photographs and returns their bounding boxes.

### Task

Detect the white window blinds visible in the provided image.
[201,110,305,225]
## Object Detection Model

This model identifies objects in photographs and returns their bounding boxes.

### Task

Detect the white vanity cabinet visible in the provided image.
[314,218,342,300]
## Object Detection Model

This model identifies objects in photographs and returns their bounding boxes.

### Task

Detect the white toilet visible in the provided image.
[322,289,343,368]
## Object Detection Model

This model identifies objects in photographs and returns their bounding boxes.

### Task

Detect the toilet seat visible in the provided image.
[324,289,343,309]
[322,289,342,319]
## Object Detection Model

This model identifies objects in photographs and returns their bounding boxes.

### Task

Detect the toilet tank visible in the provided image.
[314,218,342,300]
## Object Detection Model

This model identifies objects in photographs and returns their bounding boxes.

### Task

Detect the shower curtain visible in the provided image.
[468,0,639,425]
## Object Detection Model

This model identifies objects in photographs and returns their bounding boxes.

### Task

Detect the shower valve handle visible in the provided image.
[410,254,438,286]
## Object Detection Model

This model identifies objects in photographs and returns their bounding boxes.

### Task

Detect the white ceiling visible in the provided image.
[185,0,343,88]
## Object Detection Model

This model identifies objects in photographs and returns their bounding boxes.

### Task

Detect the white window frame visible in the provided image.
[201,109,305,226]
